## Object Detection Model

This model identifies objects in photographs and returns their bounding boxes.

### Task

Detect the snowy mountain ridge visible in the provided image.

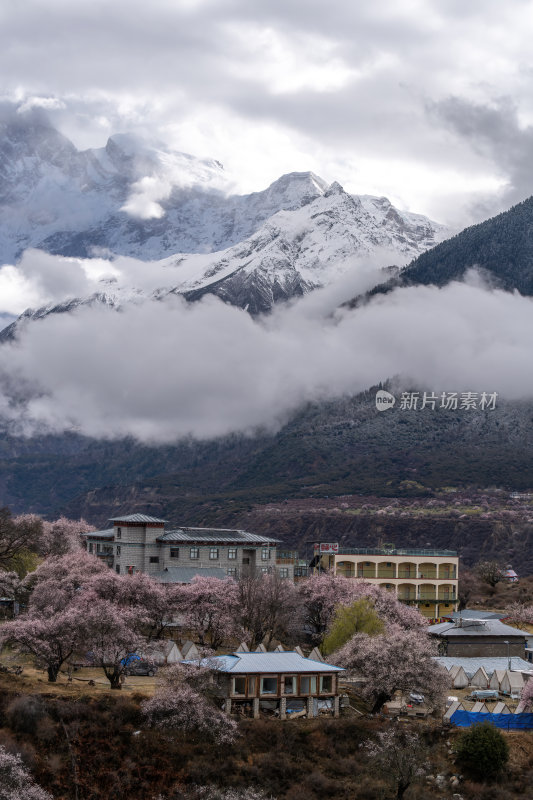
[0,110,450,326]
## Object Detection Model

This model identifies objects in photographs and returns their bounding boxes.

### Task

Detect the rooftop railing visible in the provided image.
[337,547,458,557]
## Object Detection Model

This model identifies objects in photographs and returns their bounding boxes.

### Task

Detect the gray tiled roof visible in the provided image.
[206,652,344,674]
[158,527,280,544]
[450,610,506,620]
[434,656,533,678]
[82,528,114,539]
[428,619,527,638]
[153,566,229,584]
[108,514,167,523]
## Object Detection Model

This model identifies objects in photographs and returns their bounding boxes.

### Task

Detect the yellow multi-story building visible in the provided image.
[317,545,459,619]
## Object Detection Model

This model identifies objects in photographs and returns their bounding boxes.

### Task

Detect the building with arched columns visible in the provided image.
[317,545,459,619]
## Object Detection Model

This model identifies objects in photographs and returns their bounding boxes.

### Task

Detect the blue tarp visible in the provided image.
[450,710,533,730]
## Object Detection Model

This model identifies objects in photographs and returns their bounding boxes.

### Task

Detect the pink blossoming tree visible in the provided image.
[180,576,241,649]
[24,550,108,614]
[299,572,426,645]
[38,516,94,556]
[504,602,533,630]
[142,662,237,744]
[0,744,52,800]
[335,622,448,713]
[0,508,42,572]
[519,678,533,711]
[77,596,148,689]
[0,604,88,682]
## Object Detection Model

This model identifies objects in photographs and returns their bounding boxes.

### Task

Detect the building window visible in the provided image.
[279,568,289,579]
[116,527,122,539]
[115,565,120,574]
[228,548,237,560]
[261,567,268,574]
[149,557,159,564]
[284,676,296,694]
[300,676,317,695]
[232,677,246,695]
[209,547,219,560]
[261,548,270,561]
[320,675,333,693]
[116,545,121,556]
[190,547,199,560]
[260,676,277,695]
[227,567,237,577]
[170,548,180,558]
[88,543,93,553]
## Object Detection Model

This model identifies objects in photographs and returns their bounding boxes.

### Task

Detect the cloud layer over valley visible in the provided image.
[1,270,532,443]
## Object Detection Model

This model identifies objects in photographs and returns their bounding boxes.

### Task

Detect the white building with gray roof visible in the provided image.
[83,514,289,581]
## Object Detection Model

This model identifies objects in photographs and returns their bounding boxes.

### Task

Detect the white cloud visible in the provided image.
[1,275,531,442]
[0,251,120,315]
[1,1,533,222]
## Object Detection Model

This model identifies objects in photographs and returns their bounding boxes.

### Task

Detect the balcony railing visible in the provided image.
[418,594,457,602]
[338,547,457,557]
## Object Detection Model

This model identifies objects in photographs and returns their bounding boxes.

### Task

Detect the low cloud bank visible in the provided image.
[1,273,532,443]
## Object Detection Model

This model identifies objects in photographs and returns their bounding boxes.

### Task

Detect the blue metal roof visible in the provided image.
[206,652,344,674]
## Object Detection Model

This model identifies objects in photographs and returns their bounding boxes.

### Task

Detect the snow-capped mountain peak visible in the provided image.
[0,109,450,329]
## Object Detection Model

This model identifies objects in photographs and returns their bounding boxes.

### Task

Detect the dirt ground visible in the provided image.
[0,652,157,697]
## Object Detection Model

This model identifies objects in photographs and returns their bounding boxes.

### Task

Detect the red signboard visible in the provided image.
[315,542,339,554]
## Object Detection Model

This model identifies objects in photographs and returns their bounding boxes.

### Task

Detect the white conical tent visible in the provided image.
[294,646,305,657]
[181,640,199,660]
[489,669,506,690]
[452,667,469,689]
[493,702,511,714]
[448,665,460,680]
[273,644,285,652]
[470,666,489,688]
[254,643,267,653]
[308,647,324,662]
[471,702,489,713]
[443,700,464,722]
[235,642,250,653]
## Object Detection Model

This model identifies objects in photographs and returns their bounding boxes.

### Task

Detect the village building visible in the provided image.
[316,544,459,619]
[429,618,528,658]
[83,514,292,581]
[201,651,345,718]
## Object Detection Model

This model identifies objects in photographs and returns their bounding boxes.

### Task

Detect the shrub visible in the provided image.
[455,722,509,781]
[5,695,47,735]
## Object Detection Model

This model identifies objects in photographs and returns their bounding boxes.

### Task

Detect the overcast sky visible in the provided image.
[3,0,533,225]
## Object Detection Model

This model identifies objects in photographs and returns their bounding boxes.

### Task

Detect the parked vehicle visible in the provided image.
[123,660,157,677]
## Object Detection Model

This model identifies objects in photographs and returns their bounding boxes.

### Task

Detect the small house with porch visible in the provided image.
[204,651,344,719]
